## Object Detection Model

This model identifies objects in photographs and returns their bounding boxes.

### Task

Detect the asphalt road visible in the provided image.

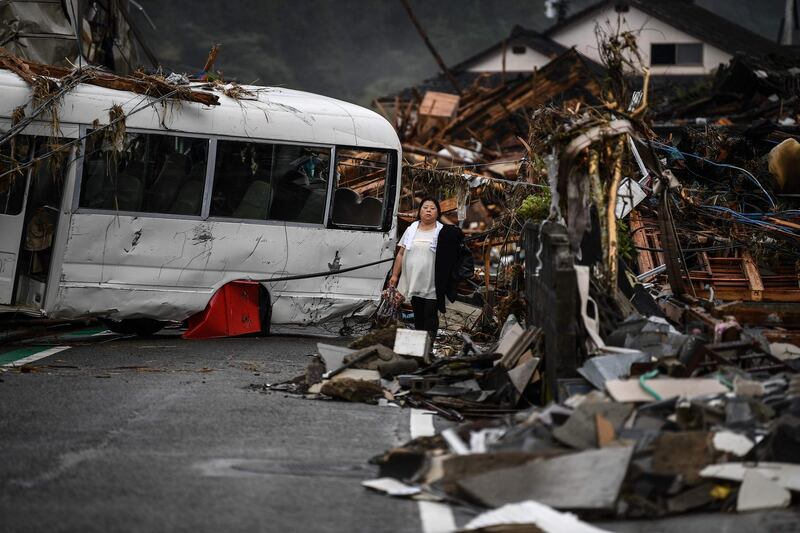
[0,331,423,533]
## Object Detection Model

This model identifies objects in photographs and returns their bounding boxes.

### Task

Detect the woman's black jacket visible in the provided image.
[434,224,465,313]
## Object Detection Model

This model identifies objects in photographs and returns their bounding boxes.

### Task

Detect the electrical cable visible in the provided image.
[252,257,394,283]
[638,369,662,401]
[651,140,776,208]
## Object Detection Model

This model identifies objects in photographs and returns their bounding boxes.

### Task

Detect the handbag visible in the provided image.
[376,286,402,325]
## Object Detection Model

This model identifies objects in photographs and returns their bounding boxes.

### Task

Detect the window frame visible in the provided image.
[73,125,214,220]
[650,42,704,67]
[72,126,398,232]
[327,145,397,233]
[204,135,335,227]
[0,134,35,217]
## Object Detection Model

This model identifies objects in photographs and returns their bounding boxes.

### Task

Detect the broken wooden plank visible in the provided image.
[741,252,765,301]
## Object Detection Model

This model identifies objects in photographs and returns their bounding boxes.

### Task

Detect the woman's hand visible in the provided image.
[388,275,399,288]
[394,290,405,305]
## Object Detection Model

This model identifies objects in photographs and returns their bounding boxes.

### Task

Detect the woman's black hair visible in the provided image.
[416,196,441,220]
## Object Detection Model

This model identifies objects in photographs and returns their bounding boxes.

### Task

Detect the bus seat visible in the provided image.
[358,196,383,226]
[113,172,145,212]
[94,160,143,210]
[295,187,326,223]
[169,180,205,216]
[233,180,271,220]
[148,153,189,212]
[331,187,360,225]
[81,159,110,208]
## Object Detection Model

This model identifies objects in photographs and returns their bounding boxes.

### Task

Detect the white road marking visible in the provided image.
[410,409,457,533]
[1,346,71,367]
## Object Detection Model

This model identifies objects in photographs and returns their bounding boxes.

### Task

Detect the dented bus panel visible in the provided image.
[0,69,401,328]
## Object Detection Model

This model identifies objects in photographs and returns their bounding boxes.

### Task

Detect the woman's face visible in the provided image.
[419,201,438,224]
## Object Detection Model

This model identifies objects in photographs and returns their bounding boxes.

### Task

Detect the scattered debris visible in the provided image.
[348,25,800,529]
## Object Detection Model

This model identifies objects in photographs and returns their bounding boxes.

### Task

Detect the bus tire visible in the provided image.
[104,318,166,337]
[258,285,271,336]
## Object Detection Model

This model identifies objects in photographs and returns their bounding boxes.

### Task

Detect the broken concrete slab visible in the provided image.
[458,446,634,510]
[553,402,633,450]
[667,483,715,514]
[498,327,541,369]
[494,322,524,360]
[605,378,727,402]
[578,351,650,390]
[712,431,754,457]
[440,451,565,496]
[507,357,540,394]
[733,376,766,397]
[700,462,800,492]
[342,344,401,370]
[316,343,355,371]
[393,329,431,358]
[737,470,791,512]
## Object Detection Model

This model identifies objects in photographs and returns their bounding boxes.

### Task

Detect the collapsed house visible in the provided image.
[261,21,800,528]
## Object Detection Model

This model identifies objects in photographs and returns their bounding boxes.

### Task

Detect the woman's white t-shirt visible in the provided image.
[397,227,436,300]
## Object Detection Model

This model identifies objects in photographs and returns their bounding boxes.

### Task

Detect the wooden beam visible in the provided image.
[0,49,219,106]
[629,211,656,273]
[741,252,764,302]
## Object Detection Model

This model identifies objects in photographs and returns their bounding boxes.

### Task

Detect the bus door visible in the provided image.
[0,129,73,308]
[0,134,34,304]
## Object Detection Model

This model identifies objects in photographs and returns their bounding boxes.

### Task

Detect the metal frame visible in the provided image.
[326,145,398,233]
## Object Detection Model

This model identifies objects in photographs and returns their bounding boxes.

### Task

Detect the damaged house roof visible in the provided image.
[545,0,784,58]
[386,26,599,101]
[449,25,570,73]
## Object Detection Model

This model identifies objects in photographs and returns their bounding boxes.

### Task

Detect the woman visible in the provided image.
[389,197,464,336]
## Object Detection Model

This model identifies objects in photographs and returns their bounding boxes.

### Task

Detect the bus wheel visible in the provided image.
[104,318,166,337]
[258,285,271,336]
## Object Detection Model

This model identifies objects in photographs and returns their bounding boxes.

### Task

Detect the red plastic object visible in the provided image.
[183,281,262,339]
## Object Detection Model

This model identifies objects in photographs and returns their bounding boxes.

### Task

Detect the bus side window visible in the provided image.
[79,131,208,216]
[210,140,329,224]
[270,146,329,224]
[0,135,33,215]
[330,148,388,229]
[210,140,273,220]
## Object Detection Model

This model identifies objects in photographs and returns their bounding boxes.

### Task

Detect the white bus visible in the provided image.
[0,70,401,335]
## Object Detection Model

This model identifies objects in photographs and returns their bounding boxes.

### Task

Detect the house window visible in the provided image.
[650,43,703,66]
[511,45,526,55]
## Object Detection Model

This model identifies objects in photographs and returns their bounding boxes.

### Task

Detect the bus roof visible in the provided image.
[0,69,401,151]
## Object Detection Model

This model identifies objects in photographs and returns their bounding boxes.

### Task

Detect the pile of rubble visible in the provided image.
[364,349,800,529]
[263,308,799,529]
[310,29,800,530]
[265,319,541,420]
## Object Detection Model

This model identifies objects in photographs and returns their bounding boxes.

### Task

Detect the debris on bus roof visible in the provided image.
[0,48,220,107]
